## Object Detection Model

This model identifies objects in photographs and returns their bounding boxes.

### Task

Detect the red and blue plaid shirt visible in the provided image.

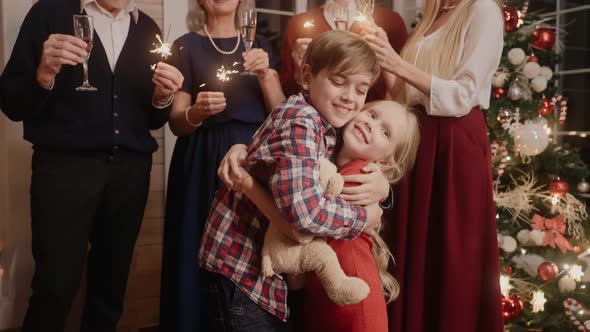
[198,94,368,321]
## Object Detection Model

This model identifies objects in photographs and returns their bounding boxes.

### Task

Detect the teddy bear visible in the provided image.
[236,157,370,305]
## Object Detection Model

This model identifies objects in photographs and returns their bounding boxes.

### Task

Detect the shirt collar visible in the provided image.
[81,0,139,23]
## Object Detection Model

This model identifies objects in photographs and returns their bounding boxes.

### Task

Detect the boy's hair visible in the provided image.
[364,100,420,185]
[301,30,381,83]
[360,100,420,304]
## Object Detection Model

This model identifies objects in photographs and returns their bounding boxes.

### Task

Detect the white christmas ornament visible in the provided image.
[508,48,526,65]
[493,72,509,87]
[501,236,517,253]
[568,265,584,282]
[529,230,545,246]
[523,62,541,79]
[517,229,531,245]
[531,76,548,93]
[558,275,577,293]
[577,180,590,193]
[539,66,553,80]
[514,123,549,156]
[511,254,545,277]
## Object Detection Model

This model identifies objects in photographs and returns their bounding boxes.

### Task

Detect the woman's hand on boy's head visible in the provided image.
[363,28,402,74]
[340,163,389,206]
[291,38,312,68]
[218,144,248,190]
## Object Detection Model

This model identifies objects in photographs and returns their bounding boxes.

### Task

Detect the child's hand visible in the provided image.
[217,144,248,189]
[340,163,390,206]
[363,203,383,237]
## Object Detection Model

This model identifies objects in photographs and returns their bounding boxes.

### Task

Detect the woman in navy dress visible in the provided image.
[160,1,284,331]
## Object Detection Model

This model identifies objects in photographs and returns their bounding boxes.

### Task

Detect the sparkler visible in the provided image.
[303,20,315,29]
[216,65,239,82]
[150,34,172,61]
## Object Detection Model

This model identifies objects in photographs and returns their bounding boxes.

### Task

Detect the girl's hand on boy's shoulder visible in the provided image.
[340,163,389,206]
[218,144,248,190]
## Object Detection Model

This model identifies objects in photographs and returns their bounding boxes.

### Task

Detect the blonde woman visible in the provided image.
[160,0,284,331]
[362,0,504,331]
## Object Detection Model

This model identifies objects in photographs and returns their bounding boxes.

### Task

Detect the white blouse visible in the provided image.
[406,0,504,117]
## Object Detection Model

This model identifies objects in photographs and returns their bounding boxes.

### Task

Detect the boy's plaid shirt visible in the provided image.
[198,94,367,321]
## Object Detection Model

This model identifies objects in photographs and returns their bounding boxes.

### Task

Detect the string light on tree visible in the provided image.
[568,265,584,282]
[500,275,514,297]
[531,291,547,313]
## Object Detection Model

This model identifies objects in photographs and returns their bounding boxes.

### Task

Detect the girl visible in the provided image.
[220,100,420,332]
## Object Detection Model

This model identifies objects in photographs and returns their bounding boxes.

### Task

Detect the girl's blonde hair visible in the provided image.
[397,0,502,101]
[360,100,420,303]
[186,0,255,32]
[302,30,381,84]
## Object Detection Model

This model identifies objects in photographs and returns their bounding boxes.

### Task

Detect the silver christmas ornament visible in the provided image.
[577,180,590,193]
[508,85,524,101]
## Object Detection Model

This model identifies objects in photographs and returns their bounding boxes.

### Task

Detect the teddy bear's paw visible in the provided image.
[326,277,370,305]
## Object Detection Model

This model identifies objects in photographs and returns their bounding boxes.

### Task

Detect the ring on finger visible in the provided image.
[204,104,209,111]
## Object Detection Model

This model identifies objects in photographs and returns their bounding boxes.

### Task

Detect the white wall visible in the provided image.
[0,0,37,329]
[162,0,188,188]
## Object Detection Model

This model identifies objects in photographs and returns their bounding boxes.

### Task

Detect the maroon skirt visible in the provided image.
[386,105,503,332]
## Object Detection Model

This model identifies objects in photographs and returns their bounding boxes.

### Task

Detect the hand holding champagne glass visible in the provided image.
[239,8,257,75]
[73,15,97,91]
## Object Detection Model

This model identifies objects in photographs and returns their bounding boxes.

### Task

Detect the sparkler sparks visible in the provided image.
[150,34,172,61]
[216,65,239,82]
[303,20,315,28]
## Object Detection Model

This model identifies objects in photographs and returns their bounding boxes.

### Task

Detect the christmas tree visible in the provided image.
[488,1,590,331]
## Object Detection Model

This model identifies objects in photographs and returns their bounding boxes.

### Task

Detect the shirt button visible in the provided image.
[114,145,119,150]
[114,94,118,100]
[115,130,119,135]
[114,113,119,118]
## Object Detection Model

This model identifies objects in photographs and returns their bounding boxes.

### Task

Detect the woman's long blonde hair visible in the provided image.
[186,0,255,32]
[398,0,502,100]
[360,100,420,303]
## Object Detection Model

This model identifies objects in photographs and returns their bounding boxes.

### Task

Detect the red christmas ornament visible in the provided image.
[493,87,506,99]
[503,265,513,276]
[502,294,524,321]
[503,6,519,32]
[573,246,583,254]
[528,55,539,63]
[537,261,559,281]
[549,178,569,197]
[532,27,556,50]
[538,98,555,116]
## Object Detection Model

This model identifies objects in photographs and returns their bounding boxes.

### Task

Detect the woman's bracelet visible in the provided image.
[184,105,203,128]
[379,186,394,210]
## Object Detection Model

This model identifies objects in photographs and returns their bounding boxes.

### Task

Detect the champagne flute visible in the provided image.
[356,0,375,20]
[239,8,257,75]
[333,4,349,31]
[73,15,97,91]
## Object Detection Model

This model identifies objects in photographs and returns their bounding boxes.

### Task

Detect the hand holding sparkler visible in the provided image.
[152,62,184,106]
[186,91,227,124]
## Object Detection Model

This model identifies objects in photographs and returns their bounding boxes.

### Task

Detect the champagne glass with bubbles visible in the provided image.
[73,15,97,91]
[239,8,257,75]
[333,4,349,30]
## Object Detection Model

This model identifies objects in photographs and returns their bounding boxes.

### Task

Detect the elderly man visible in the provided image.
[0,0,183,331]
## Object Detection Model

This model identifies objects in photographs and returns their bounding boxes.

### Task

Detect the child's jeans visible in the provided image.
[202,271,292,332]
